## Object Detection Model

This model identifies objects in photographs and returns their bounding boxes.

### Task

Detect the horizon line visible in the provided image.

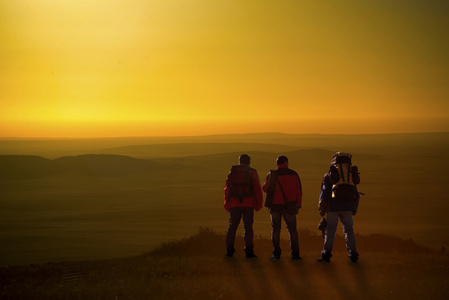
[1,131,448,140]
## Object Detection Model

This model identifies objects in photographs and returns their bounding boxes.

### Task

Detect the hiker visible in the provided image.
[263,155,303,260]
[224,154,263,258]
[318,152,360,263]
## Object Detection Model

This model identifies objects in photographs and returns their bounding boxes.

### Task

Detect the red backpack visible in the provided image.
[228,165,254,203]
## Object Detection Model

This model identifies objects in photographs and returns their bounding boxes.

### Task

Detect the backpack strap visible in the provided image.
[275,173,288,204]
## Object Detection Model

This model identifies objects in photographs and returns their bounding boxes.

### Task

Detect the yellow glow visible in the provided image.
[1,0,448,137]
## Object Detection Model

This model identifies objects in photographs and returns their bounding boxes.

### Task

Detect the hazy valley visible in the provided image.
[1,132,448,267]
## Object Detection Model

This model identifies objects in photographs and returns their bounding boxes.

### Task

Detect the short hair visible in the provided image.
[276,155,288,165]
[239,154,251,165]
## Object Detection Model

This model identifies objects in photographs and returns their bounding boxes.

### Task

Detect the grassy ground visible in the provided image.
[1,228,448,300]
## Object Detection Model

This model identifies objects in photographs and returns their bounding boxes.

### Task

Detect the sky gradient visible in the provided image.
[1,0,448,137]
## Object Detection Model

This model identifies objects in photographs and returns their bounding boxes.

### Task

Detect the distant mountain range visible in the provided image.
[1,131,447,179]
[0,147,382,180]
[93,142,299,158]
[0,155,166,179]
[1,132,448,158]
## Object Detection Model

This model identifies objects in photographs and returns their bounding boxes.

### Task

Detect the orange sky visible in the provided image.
[1,0,448,137]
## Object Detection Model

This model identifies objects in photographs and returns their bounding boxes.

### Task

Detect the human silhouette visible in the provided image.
[263,155,303,260]
[318,152,360,263]
[224,154,263,258]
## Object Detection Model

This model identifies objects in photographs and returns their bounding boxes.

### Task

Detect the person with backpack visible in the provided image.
[318,152,360,263]
[263,155,303,260]
[224,154,263,258]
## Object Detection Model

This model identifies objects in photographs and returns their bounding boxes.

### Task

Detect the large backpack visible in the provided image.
[329,152,360,199]
[228,165,254,203]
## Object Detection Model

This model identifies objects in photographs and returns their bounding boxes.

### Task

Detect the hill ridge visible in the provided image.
[0,154,166,179]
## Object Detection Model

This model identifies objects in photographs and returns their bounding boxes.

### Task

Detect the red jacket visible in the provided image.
[224,166,263,212]
[262,164,302,208]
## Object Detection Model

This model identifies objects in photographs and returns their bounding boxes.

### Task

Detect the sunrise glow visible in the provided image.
[1,0,448,137]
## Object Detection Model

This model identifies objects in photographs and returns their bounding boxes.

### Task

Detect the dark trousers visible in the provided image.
[270,209,299,256]
[226,207,254,252]
[322,211,358,257]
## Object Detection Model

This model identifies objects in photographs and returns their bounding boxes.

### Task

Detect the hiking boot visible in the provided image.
[291,251,301,260]
[271,249,281,260]
[317,257,330,263]
[245,249,257,258]
[349,253,359,263]
[318,251,332,262]
[226,248,235,257]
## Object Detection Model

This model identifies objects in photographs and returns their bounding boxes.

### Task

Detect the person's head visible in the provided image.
[276,155,288,166]
[239,154,251,165]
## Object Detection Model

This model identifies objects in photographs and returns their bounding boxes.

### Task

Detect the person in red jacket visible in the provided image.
[263,155,303,260]
[224,154,263,258]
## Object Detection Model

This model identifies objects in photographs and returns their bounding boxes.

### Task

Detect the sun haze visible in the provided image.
[1,0,448,137]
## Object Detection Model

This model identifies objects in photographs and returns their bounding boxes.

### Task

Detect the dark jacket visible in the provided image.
[319,172,359,216]
[262,164,303,210]
[224,165,263,212]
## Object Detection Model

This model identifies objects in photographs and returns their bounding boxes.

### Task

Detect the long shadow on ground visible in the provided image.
[1,228,448,300]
